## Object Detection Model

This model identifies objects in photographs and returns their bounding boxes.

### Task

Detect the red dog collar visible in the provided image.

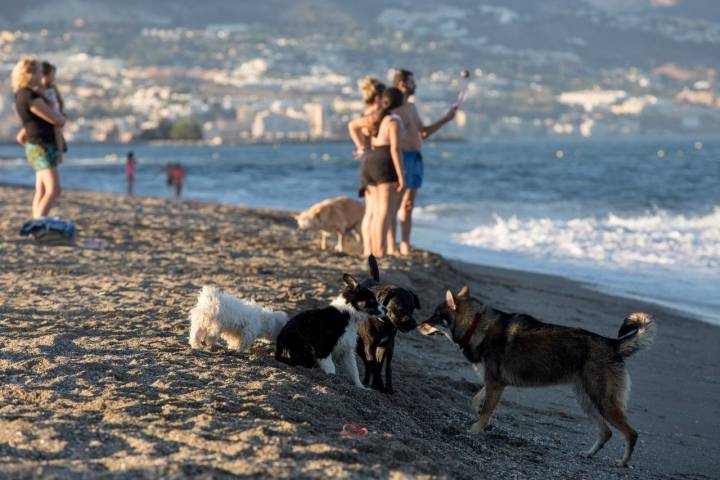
[457,312,482,349]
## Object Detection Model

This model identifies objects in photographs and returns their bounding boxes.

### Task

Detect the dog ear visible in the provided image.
[343,273,359,290]
[411,291,421,309]
[458,285,470,298]
[446,290,457,311]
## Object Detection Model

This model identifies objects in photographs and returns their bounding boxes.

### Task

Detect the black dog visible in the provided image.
[275,273,382,388]
[356,255,420,393]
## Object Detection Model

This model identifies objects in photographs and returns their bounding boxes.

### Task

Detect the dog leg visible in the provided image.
[574,384,612,458]
[381,345,394,394]
[223,333,246,351]
[204,334,221,351]
[583,421,613,458]
[369,347,385,392]
[317,356,336,374]
[471,386,486,412]
[320,231,328,250]
[342,351,367,389]
[236,336,254,352]
[357,342,372,386]
[602,404,638,467]
[188,325,205,349]
[470,383,504,433]
[335,233,344,252]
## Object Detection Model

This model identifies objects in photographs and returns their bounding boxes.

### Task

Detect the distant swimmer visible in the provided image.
[125,151,137,195]
[170,163,185,197]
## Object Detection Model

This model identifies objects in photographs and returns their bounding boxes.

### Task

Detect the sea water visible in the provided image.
[1,137,718,324]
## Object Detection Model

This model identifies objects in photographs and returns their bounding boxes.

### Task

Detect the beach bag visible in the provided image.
[19,217,77,243]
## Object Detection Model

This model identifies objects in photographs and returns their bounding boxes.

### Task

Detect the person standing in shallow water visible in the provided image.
[125,151,137,195]
[171,163,185,198]
[12,57,66,219]
[392,69,457,255]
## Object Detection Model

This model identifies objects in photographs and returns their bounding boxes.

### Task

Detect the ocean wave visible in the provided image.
[454,208,720,272]
[416,203,481,217]
[0,157,27,168]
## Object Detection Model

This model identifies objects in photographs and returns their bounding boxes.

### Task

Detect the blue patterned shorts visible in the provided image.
[25,142,59,171]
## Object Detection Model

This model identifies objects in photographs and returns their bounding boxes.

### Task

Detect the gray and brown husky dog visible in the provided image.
[418,286,656,467]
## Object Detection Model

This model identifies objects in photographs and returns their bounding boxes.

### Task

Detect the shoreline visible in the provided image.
[1,132,719,152]
[451,254,719,328]
[0,136,467,151]
[1,185,718,478]
[4,179,715,328]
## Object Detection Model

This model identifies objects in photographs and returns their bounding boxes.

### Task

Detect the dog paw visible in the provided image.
[577,451,592,459]
[615,459,630,468]
[469,421,489,434]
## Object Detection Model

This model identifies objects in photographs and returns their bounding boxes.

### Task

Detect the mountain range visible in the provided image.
[1,1,718,73]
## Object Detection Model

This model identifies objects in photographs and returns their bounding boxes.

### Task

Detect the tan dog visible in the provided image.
[419,286,656,467]
[294,196,364,252]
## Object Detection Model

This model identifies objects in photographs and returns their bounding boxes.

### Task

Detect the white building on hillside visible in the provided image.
[557,88,627,112]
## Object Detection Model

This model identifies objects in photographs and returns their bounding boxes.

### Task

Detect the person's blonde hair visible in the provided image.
[359,76,386,106]
[11,57,38,92]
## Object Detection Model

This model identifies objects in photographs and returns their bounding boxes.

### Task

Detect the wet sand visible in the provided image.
[0,184,718,479]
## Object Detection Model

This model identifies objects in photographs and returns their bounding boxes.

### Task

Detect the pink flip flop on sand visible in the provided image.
[340,421,368,439]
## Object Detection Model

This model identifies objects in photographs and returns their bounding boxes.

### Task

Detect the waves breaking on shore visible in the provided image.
[415,204,720,324]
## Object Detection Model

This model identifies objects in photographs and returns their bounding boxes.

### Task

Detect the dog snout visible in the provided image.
[398,319,417,332]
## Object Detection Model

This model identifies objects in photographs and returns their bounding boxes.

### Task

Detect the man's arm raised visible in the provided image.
[418,104,457,140]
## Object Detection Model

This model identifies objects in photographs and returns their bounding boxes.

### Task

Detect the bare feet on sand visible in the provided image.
[400,241,411,256]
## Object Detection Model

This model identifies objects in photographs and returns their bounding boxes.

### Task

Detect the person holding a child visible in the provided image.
[12,57,67,219]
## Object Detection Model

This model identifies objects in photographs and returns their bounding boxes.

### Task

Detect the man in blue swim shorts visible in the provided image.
[392,69,457,255]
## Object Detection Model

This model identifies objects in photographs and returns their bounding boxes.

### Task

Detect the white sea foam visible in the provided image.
[413,206,720,324]
[454,208,720,272]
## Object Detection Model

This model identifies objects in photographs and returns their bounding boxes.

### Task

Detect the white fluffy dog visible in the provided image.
[189,286,288,351]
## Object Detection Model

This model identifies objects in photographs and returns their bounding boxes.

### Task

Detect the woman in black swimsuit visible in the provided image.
[348,77,385,256]
[350,88,405,257]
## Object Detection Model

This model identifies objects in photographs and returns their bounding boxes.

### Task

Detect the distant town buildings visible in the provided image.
[0,19,719,144]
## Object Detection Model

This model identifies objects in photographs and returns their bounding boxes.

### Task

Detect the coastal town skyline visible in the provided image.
[1,0,719,144]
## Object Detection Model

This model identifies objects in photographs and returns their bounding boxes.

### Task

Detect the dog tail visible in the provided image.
[188,285,221,348]
[616,312,656,358]
[368,254,380,282]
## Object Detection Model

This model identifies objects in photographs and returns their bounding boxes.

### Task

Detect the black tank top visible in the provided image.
[15,88,55,144]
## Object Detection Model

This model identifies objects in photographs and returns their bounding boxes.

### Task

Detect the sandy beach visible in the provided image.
[0,184,718,479]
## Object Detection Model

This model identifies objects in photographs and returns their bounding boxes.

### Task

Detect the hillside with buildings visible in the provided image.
[0,0,718,143]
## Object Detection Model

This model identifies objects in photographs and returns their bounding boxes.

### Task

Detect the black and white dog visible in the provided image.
[275,273,384,388]
[356,255,421,393]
